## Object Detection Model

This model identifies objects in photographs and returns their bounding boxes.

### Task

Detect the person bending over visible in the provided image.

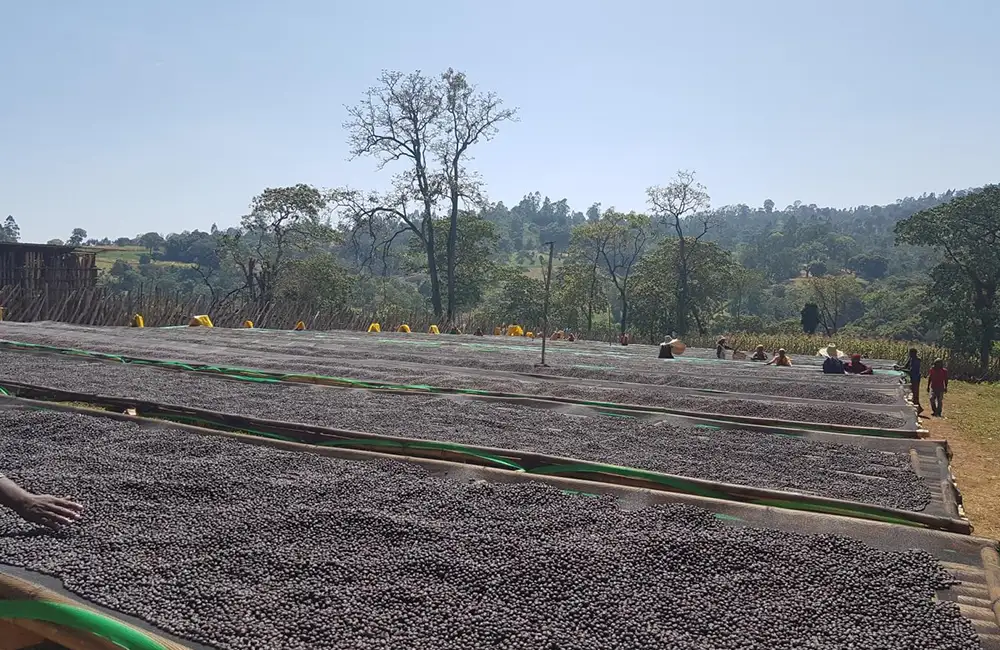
[822,346,846,374]
[750,345,767,361]
[0,474,83,529]
[844,354,874,375]
[766,349,792,366]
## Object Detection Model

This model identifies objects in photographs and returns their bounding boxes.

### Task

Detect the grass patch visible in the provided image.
[93,247,194,272]
[921,382,1000,539]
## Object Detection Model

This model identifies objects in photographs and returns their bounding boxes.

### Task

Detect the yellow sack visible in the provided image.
[242,320,254,328]
[428,325,441,334]
[367,322,381,333]
[397,324,411,333]
[131,313,144,328]
[294,321,306,331]
[508,325,524,337]
[188,315,214,327]
[526,331,534,339]
[493,326,501,336]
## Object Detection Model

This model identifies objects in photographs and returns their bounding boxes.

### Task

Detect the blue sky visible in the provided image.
[2,0,998,242]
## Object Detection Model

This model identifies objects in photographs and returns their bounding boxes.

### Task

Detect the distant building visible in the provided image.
[0,242,99,293]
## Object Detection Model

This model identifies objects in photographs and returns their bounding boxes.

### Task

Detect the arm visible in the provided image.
[0,475,83,529]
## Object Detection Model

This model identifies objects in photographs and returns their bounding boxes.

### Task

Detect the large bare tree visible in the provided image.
[338,69,515,321]
[646,170,714,334]
[438,69,517,323]
[340,70,446,315]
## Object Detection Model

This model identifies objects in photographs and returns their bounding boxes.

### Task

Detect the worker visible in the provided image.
[766,349,792,367]
[567,332,576,342]
[844,354,873,375]
[896,348,922,414]
[658,338,675,359]
[821,345,846,374]
[473,328,484,336]
[716,337,733,359]
[619,332,629,346]
[928,358,948,416]
[0,474,83,529]
[749,345,767,361]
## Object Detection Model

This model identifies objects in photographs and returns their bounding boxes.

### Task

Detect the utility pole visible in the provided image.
[539,241,555,367]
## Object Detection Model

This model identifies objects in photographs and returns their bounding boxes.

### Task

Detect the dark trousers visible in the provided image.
[910,381,921,409]
[930,388,944,416]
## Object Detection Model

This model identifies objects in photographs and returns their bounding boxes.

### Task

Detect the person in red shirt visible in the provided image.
[928,358,949,417]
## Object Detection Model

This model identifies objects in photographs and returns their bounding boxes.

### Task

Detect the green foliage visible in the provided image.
[1,216,20,243]
[220,184,336,303]
[800,303,821,334]
[67,228,87,247]
[895,185,1000,371]
[409,214,498,316]
[479,268,545,327]
[631,239,732,341]
[276,254,353,306]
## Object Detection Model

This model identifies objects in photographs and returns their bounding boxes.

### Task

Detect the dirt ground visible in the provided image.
[921,382,1000,540]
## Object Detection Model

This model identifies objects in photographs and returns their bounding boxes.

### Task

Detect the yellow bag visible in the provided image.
[242,320,254,328]
[188,315,213,327]
[526,331,534,339]
[367,322,381,333]
[294,321,306,331]
[131,314,145,328]
[508,325,524,337]
[428,325,441,334]
[397,324,411,333]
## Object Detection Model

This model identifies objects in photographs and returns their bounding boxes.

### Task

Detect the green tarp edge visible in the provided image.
[0,339,909,438]
[0,599,168,650]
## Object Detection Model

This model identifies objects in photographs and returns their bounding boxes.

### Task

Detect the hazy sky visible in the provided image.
[3,0,998,242]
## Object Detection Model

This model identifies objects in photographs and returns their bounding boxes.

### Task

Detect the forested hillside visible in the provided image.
[4,68,997,373]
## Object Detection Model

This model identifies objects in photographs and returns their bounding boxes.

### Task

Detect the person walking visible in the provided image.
[928,358,949,417]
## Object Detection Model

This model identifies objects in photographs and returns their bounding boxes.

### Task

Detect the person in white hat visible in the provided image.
[821,344,846,374]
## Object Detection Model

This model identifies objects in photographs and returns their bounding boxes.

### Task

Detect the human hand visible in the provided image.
[15,494,84,529]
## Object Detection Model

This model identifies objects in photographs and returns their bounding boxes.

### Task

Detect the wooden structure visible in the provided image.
[0,243,98,293]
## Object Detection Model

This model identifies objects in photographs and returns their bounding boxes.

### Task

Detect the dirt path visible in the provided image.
[920,382,1000,540]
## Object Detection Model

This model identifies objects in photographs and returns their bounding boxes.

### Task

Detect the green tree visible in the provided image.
[438,68,517,324]
[220,184,336,304]
[801,303,821,334]
[647,170,716,334]
[1,216,20,243]
[566,219,616,334]
[804,275,865,335]
[631,239,732,340]
[67,228,87,246]
[895,185,1000,372]
[485,269,545,327]
[410,214,498,315]
[276,254,353,306]
[806,260,828,277]
[727,267,768,330]
[594,210,652,333]
[139,232,166,253]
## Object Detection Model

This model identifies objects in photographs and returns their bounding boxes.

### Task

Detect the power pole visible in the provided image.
[539,241,555,367]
